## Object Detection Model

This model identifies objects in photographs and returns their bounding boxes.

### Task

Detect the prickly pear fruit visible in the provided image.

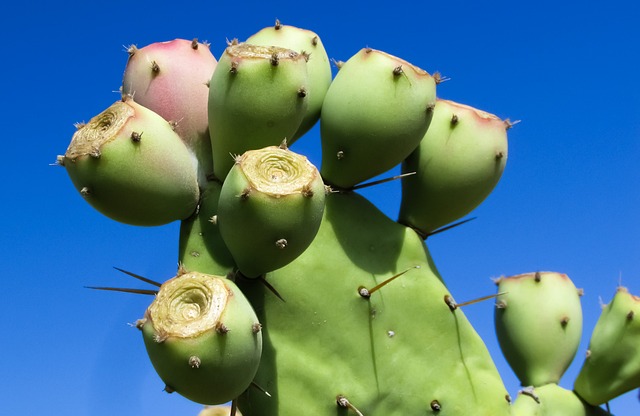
[60,98,200,226]
[319,47,436,189]
[246,20,332,142]
[511,384,611,416]
[178,180,235,276]
[398,99,509,235]
[236,192,511,415]
[494,272,583,387]
[217,145,325,278]
[139,270,262,405]
[208,43,309,180]
[574,286,640,405]
[122,39,217,182]
[199,405,242,416]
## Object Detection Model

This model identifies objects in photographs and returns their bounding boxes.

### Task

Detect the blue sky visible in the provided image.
[2,0,639,414]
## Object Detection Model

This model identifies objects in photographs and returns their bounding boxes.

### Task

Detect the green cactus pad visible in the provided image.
[236,192,510,415]
[398,99,509,235]
[62,99,200,226]
[208,43,309,180]
[178,180,236,276]
[511,384,611,416]
[574,286,640,405]
[319,47,437,189]
[494,272,583,387]
[140,271,262,405]
[246,21,332,142]
[217,146,326,278]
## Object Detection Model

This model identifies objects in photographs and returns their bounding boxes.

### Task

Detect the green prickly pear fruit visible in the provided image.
[122,39,217,183]
[510,384,611,416]
[60,98,200,226]
[319,47,437,189]
[246,20,332,142]
[208,43,309,180]
[574,286,640,405]
[494,272,583,387]
[178,180,236,276]
[236,191,511,415]
[139,270,262,405]
[217,145,325,278]
[398,99,509,236]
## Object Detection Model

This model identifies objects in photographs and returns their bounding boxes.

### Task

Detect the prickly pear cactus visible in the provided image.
[57,19,636,416]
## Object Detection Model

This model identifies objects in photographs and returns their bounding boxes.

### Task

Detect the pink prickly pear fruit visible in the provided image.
[60,98,200,226]
[399,99,509,236]
[208,43,309,181]
[246,20,332,142]
[319,47,437,189]
[494,272,583,387]
[574,286,640,405]
[139,270,262,405]
[122,39,217,182]
[216,145,326,278]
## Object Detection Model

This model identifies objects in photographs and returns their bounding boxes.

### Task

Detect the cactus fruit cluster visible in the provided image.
[58,20,638,416]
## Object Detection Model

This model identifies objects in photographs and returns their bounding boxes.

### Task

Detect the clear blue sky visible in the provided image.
[2,0,639,414]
